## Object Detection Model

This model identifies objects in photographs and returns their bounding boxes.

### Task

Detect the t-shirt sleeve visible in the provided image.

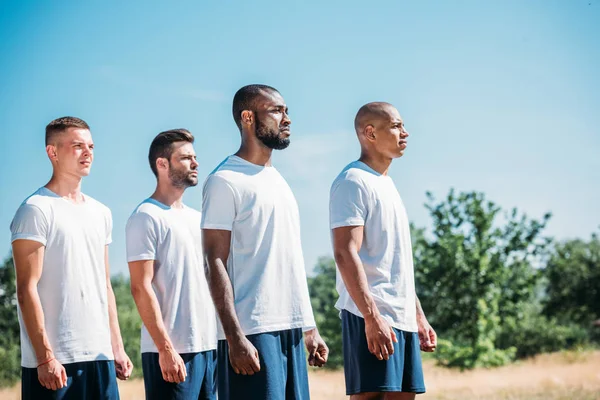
[329,178,368,229]
[201,175,236,231]
[10,203,49,245]
[126,212,158,262]
[105,207,113,245]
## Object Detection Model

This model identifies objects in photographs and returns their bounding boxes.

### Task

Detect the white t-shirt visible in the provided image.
[201,155,316,340]
[330,161,418,332]
[10,187,114,368]
[126,199,217,354]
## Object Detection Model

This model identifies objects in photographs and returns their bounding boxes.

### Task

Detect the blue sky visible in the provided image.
[1,1,598,276]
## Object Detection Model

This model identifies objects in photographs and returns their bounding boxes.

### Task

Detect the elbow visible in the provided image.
[16,283,34,307]
[130,281,146,300]
[333,248,352,266]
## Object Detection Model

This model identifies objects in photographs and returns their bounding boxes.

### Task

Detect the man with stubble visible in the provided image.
[202,84,329,399]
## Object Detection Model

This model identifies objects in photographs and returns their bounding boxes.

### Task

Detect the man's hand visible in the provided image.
[228,336,260,375]
[37,358,67,390]
[304,328,328,367]
[417,317,437,352]
[158,347,187,383]
[365,314,397,361]
[114,348,133,380]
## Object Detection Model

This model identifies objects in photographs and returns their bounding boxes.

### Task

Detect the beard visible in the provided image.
[168,163,198,188]
[255,117,290,150]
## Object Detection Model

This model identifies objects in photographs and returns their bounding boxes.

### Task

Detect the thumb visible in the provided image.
[390,328,398,343]
[61,367,67,387]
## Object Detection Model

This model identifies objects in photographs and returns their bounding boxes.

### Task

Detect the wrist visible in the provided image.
[36,349,54,365]
[363,308,380,324]
[157,341,174,353]
[225,327,246,345]
[37,357,55,368]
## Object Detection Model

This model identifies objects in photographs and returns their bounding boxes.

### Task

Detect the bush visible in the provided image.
[497,313,589,359]
[307,257,343,369]
[434,338,516,370]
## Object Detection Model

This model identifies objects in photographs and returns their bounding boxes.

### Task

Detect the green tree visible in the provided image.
[307,257,343,369]
[413,189,552,369]
[543,232,600,328]
[0,254,21,387]
[111,275,143,378]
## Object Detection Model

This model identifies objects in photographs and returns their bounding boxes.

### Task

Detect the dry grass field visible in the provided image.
[2,351,599,399]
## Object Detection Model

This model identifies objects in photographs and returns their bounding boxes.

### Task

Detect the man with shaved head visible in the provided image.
[330,102,437,399]
[202,84,328,399]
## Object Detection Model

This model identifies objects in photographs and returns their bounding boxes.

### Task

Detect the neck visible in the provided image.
[45,172,84,202]
[358,151,393,175]
[235,134,274,166]
[151,181,186,209]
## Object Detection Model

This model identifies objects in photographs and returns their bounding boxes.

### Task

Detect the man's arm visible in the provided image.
[12,239,67,390]
[128,259,187,383]
[332,225,397,361]
[202,229,260,375]
[104,246,133,380]
[416,295,437,352]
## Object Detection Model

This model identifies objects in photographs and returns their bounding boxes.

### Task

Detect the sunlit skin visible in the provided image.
[12,124,133,393]
[203,88,329,382]
[236,90,291,165]
[335,103,435,400]
[128,140,199,385]
[45,128,95,202]
[355,103,410,176]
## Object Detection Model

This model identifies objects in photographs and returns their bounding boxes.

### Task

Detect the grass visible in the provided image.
[1,351,599,399]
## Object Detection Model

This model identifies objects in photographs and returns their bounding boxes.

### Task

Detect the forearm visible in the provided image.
[131,283,174,351]
[415,295,427,322]
[205,257,244,341]
[107,285,125,353]
[17,285,53,363]
[334,248,379,320]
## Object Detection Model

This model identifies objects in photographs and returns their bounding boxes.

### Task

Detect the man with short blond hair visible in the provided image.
[11,116,132,400]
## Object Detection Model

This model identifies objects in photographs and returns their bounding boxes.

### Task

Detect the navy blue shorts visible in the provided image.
[217,328,310,400]
[141,350,217,400]
[342,310,426,395]
[22,360,119,400]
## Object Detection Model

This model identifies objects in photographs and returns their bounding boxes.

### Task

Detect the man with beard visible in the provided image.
[330,102,437,399]
[126,129,217,399]
[11,116,133,400]
[202,84,328,399]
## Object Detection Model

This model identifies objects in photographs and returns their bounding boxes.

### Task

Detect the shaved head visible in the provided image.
[353,102,409,160]
[354,102,397,134]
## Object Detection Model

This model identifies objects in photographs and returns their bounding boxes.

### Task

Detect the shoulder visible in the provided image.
[128,200,164,223]
[17,188,55,217]
[331,163,370,193]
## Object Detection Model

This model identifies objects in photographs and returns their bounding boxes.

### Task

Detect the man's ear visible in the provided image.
[46,145,58,161]
[156,157,169,173]
[241,110,253,126]
[364,124,376,141]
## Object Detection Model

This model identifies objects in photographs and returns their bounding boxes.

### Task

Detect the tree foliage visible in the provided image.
[543,232,600,327]
[0,255,20,387]
[413,189,553,368]
[307,257,343,369]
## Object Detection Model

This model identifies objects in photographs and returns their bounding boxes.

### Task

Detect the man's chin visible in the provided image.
[186,178,199,187]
